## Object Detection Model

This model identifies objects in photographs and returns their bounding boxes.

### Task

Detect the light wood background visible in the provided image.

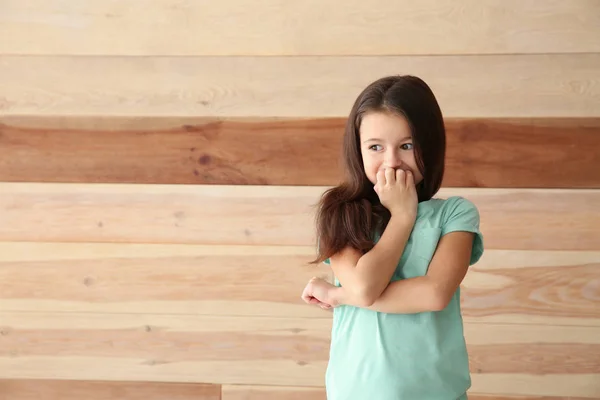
[1,1,599,399]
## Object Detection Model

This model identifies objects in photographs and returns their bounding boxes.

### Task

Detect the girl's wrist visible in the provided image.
[328,286,345,307]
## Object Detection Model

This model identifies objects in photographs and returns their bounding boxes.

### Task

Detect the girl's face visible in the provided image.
[359,111,424,187]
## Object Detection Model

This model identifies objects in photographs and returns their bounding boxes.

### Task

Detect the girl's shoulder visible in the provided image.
[421,195,478,210]
[416,195,481,229]
[416,195,484,265]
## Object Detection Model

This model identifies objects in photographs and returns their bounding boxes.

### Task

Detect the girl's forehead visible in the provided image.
[359,112,412,140]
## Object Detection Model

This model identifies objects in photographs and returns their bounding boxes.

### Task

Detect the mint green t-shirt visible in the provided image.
[323,196,484,400]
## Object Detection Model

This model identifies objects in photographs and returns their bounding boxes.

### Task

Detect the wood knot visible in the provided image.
[198,155,211,165]
[182,124,201,132]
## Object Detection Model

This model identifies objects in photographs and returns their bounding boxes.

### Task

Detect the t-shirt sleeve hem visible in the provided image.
[442,223,484,265]
[441,196,484,266]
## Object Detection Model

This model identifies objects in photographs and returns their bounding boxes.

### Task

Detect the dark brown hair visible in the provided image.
[312,75,446,264]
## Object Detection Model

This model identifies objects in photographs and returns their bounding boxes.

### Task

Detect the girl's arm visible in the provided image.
[330,231,475,313]
[328,214,414,307]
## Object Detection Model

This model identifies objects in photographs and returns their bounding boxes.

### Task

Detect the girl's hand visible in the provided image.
[374,167,417,222]
[301,276,338,310]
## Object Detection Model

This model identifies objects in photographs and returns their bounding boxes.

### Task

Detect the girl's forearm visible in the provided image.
[339,215,414,306]
[331,276,447,314]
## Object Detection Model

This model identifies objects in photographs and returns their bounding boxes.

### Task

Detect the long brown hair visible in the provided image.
[312,75,446,264]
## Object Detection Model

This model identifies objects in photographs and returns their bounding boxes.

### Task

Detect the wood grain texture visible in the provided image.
[0,313,598,397]
[0,313,331,387]
[222,385,326,400]
[1,117,598,188]
[0,379,221,400]
[0,117,344,187]
[1,54,599,117]
[0,243,332,317]
[461,250,600,326]
[0,243,598,325]
[468,397,594,400]
[0,184,598,251]
[1,0,599,56]
[468,376,600,399]
[221,385,594,400]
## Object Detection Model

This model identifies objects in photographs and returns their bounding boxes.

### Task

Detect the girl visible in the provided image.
[301,75,484,400]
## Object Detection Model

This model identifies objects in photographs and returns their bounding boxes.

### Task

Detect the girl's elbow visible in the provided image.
[428,289,452,312]
[429,297,449,312]
[352,285,379,307]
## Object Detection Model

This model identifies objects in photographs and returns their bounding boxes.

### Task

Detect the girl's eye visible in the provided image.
[368,143,412,151]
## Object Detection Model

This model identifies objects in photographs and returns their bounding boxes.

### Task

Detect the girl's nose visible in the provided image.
[383,153,402,169]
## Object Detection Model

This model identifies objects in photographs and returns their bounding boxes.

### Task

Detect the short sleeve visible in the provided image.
[441,196,484,265]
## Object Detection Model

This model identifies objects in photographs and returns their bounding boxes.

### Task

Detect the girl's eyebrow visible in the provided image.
[363,136,411,143]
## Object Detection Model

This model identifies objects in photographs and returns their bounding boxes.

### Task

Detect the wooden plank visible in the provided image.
[221,385,593,400]
[468,376,600,399]
[1,117,598,188]
[469,396,593,400]
[1,1,599,56]
[461,250,600,326]
[0,117,344,187]
[469,397,593,400]
[0,243,597,325]
[1,55,599,118]
[0,184,598,251]
[0,183,320,247]
[0,313,332,386]
[0,243,332,318]
[222,385,327,400]
[0,379,221,400]
[0,313,598,397]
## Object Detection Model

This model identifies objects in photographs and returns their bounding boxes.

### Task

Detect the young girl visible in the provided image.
[301,75,484,400]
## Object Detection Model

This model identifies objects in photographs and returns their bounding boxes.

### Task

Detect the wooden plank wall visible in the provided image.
[0,1,599,399]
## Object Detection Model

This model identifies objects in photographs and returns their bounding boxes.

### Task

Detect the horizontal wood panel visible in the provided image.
[0,313,598,397]
[463,397,592,400]
[462,251,600,325]
[0,243,331,318]
[2,381,595,400]
[222,385,326,400]
[1,381,592,400]
[0,313,330,386]
[0,243,598,325]
[2,1,599,56]
[466,397,594,400]
[468,375,600,399]
[221,385,595,400]
[0,184,598,251]
[1,117,598,188]
[222,385,589,400]
[0,183,320,247]
[1,55,599,117]
[0,379,220,400]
